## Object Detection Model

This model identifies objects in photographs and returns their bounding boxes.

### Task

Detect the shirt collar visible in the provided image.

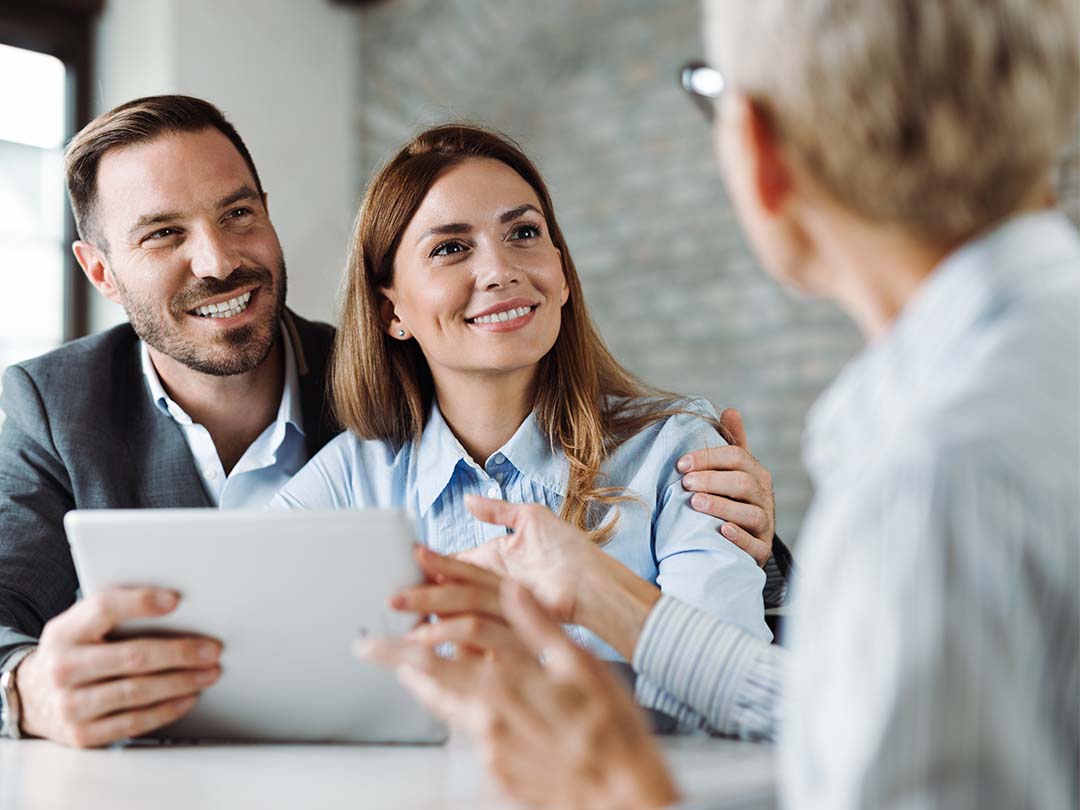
[415,401,569,517]
[140,320,305,443]
[803,209,1080,480]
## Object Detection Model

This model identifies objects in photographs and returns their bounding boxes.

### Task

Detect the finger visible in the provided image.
[687,493,770,537]
[72,668,220,722]
[682,469,765,504]
[44,588,180,646]
[413,545,502,590]
[677,445,767,483]
[719,521,771,568]
[464,495,522,528]
[61,637,223,686]
[500,582,596,680]
[72,694,199,748]
[406,615,529,660]
[391,583,504,620]
[719,407,748,449]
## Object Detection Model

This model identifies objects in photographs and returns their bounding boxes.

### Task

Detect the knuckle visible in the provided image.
[462,615,483,637]
[119,678,141,705]
[49,660,73,689]
[122,646,148,672]
[57,693,80,723]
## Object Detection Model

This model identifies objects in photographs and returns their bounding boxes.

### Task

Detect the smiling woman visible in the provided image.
[272,124,772,678]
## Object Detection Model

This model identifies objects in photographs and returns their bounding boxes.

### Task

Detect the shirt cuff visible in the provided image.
[633,595,775,737]
[0,644,37,675]
[762,554,789,608]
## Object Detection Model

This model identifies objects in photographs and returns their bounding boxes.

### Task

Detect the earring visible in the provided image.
[397,329,406,337]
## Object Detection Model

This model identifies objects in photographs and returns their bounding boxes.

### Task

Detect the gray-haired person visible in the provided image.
[358,1,1080,808]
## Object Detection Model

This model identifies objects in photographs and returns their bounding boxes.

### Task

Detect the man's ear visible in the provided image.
[72,240,122,304]
[738,96,793,215]
[377,288,408,339]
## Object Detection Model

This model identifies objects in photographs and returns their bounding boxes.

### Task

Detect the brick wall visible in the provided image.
[354,0,1080,545]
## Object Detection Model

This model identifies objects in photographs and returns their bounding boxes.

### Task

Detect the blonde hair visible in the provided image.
[332,124,714,543]
[706,0,1080,243]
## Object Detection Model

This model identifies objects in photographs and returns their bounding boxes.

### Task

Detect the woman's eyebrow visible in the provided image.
[417,222,471,244]
[499,204,543,223]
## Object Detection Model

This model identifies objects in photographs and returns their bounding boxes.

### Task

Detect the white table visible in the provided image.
[0,734,774,809]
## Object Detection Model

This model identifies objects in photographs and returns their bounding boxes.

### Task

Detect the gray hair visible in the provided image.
[705,0,1080,242]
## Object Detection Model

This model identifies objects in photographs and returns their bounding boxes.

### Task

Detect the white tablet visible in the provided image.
[64,508,447,745]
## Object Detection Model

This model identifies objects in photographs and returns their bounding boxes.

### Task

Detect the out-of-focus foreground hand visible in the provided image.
[678,407,776,566]
[15,587,221,748]
[357,574,679,810]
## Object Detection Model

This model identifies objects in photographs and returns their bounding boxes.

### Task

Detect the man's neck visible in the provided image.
[148,336,284,474]
[433,368,535,466]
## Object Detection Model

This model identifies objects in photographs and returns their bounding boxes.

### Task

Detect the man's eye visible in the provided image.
[430,240,469,258]
[226,207,253,220]
[509,223,542,241]
[146,228,179,241]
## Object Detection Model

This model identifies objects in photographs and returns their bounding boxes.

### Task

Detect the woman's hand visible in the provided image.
[460,497,661,660]
[678,408,777,566]
[456,497,602,624]
[357,579,679,810]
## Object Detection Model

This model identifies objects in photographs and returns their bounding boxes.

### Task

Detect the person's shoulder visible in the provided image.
[4,323,139,399]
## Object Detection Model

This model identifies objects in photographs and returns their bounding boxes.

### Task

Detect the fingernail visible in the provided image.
[156,591,177,610]
[390,595,407,609]
[677,457,692,473]
[721,522,737,539]
[198,643,218,662]
[196,669,218,685]
[352,639,371,657]
[691,493,707,510]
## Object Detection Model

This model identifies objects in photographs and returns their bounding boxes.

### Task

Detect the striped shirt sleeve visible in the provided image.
[632,595,784,740]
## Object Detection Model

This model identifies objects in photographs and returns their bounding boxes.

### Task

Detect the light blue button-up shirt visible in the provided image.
[141,323,308,508]
[273,397,771,658]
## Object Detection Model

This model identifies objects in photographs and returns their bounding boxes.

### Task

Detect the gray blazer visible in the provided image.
[0,311,338,664]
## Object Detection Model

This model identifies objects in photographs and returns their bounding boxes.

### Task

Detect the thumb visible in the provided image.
[465,494,521,529]
[719,407,749,449]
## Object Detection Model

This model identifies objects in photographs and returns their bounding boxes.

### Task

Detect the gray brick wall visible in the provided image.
[354,0,1080,546]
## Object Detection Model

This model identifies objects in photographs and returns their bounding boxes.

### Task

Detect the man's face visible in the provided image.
[91,128,286,376]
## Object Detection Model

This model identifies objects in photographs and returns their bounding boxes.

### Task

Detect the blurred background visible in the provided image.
[2,0,1078,544]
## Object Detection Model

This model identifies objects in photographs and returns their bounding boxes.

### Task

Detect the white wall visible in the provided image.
[89,0,358,331]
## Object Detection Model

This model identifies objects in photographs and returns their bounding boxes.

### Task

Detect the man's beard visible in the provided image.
[116,260,288,377]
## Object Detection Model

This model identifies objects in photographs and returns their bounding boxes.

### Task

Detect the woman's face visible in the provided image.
[382,157,569,388]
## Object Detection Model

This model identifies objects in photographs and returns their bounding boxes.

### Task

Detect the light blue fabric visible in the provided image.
[273,396,771,658]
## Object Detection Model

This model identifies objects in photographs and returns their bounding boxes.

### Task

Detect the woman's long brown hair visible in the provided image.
[332,123,717,543]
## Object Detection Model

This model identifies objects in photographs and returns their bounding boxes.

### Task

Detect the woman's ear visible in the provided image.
[378,289,410,339]
[556,249,570,306]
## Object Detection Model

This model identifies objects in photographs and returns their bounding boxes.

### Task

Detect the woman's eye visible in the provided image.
[509,223,542,241]
[431,240,468,258]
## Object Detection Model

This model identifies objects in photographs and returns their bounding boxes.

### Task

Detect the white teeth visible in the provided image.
[470,305,533,325]
[194,290,252,318]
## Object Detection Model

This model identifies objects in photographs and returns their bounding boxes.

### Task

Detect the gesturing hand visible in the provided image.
[678,407,777,566]
[456,496,602,625]
[357,579,679,810]
[15,587,221,748]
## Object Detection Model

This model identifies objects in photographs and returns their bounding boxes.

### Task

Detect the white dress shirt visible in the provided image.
[140,323,308,508]
[634,210,1079,809]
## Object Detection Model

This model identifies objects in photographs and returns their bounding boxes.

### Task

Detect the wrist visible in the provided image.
[574,551,661,660]
[1,646,37,739]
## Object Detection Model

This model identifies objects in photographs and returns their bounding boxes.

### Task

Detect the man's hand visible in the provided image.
[15,587,222,748]
[358,580,679,810]
[678,407,776,566]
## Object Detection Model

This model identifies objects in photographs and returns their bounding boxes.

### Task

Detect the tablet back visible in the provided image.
[65,508,447,745]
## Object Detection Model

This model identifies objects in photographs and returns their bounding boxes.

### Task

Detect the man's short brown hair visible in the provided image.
[64,95,264,246]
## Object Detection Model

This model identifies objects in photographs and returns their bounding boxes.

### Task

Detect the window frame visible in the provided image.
[0,0,103,342]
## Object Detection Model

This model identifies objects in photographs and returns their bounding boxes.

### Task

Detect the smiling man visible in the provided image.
[0,96,339,747]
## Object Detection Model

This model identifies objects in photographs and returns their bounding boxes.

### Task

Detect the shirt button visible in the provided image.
[491,453,505,465]
[205,469,219,481]
[486,486,501,499]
